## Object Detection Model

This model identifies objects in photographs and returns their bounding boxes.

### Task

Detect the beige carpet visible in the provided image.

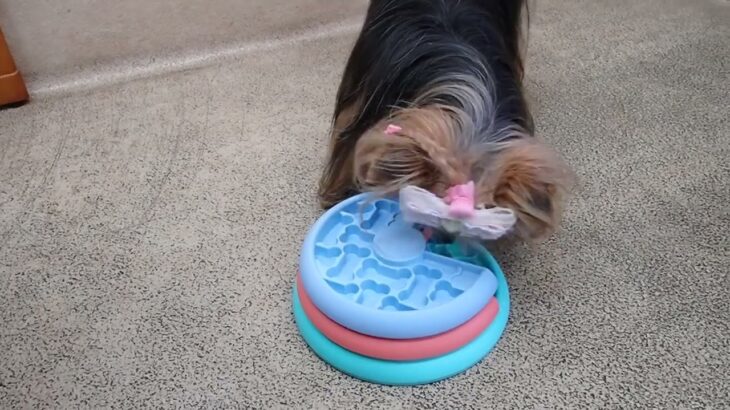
[0,0,728,407]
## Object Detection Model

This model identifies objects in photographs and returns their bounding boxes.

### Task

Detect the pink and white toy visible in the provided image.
[399,182,517,240]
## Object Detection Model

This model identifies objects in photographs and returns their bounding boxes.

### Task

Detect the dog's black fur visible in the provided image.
[319,0,570,241]
[340,0,530,134]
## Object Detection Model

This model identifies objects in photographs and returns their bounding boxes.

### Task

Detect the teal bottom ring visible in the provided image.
[293,247,510,386]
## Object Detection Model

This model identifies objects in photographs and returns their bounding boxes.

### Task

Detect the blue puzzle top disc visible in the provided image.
[300,193,497,339]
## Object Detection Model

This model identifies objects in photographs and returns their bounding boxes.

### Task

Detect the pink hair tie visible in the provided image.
[384,124,402,135]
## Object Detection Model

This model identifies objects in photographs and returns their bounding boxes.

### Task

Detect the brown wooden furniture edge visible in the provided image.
[0,70,29,106]
[0,28,29,107]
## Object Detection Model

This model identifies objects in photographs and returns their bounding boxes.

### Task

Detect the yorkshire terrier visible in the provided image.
[318,0,572,241]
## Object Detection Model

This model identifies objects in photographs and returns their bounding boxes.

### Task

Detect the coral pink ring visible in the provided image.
[297,273,499,361]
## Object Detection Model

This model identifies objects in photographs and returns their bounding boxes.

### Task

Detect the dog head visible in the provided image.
[354,107,571,241]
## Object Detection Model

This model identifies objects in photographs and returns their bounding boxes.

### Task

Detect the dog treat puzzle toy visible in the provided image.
[293,190,511,385]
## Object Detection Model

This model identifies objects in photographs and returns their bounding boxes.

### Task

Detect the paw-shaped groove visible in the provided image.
[356,280,391,307]
[325,244,371,280]
[339,225,374,246]
[343,244,370,257]
[413,265,443,280]
[360,279,390,294]
[341,200,375,217]
[397,278,429,308]
[314,244,342,258]
[356,259,412,289]
[316,213,354,246]
[325,280,359,299]
[429,280,464,306]
[446,266,482,290]
[396,266,446,308]
[379,295,415,312]
[360,200,399,230]
[358,259,411,280]
[314,244,343,272]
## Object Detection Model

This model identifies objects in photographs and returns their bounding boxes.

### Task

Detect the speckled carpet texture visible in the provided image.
[1,0,728,408]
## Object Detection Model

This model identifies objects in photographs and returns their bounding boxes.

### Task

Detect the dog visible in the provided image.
[318,0,572,241]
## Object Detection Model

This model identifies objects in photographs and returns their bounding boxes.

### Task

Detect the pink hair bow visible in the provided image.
[399,183,516,240]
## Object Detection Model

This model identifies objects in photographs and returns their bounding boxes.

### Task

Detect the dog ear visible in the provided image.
[478,139,572,241]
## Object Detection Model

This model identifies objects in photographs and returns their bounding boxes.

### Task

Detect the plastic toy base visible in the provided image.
[297,273,499,361]
[293,247,510,385]
[300,193,498,339]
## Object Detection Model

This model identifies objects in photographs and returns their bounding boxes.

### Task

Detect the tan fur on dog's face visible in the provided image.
[353,107,471,197]
[475,139,573,241]
[352,107,572,242]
